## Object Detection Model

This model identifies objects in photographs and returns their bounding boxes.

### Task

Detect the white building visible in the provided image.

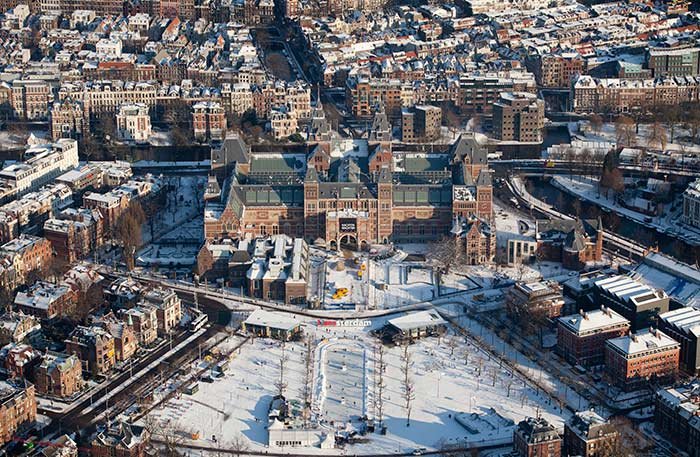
[116,103,152,143]
[96,38,123,57]
[683,178,700,229]
[0,139,79,196]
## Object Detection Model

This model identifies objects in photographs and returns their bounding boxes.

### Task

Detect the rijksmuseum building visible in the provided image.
[203,106,494,257]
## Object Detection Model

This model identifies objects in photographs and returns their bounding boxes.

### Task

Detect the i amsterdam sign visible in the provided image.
[339,218,357,233]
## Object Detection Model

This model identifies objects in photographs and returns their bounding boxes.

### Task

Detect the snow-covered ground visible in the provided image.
[493,199,535,253]
[137,175,206,268]
[148,318,572,455]
[573,120,700,156]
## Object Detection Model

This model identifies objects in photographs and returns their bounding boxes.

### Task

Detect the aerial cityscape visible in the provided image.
[0,0,697,456]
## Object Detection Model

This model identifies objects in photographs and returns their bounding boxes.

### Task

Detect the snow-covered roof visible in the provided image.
[632,253,700,308]
[558,308,629,335]
[388,310,446,331]
[244,309,300,331]
[659,307,700,338]
[606,329,679,357]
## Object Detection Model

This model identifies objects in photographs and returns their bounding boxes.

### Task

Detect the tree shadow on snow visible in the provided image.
[242,394,273,445]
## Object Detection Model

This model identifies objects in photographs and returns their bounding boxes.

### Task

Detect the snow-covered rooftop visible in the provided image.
[606,329,679,357]
[387,310,447,331]
[558,308,629,335]
[244,309,300,331]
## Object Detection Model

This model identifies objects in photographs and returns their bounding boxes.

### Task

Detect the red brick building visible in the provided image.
[0,379,36,446]
[605,329,680,390]
[90,421,151,457]
[535,219,603,270]
[563,411,620,457]
[513,416,562,457]
[193,101,226,142]
[205,133,493,252]
[14,281,78,319]
[557,307,630,368]
[0,235,52,285]
[33,353,83,398]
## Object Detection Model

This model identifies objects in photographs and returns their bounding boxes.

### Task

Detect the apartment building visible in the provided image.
[14,281,78,319]
[655,382,700,457]
[121,305,158,347]
[529,52,584,88]
[557,307,630,368]
[193,101,226,142]
[65,325,116,376]
[401,105,442,143]
[0,139,79,196]
[346,77,412,118]
[571,75,700,114]
[492,92,545,143]
[50,99,87,141]
[0,312,40,346]
[0,379,36,446]
[141,288,182,335]
[10,80,52,120]
[648,46,700,77]
[116,103,152,143]
[269,107,299,140]
[44,209,104,263]
[563,411,619,457]
[59,81,157,117]
[683,178,700,229]
[0,235,53,285]
[90,421,151,457]
[33,353,83,398]
[513,416,562,457]
[103,320,137,362]
[605,329,680,390]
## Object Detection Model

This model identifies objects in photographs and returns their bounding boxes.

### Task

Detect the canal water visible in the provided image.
[525,177,700,265]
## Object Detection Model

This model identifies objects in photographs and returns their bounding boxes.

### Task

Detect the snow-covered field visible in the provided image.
[573,120,700,155]
[148,317,571,455]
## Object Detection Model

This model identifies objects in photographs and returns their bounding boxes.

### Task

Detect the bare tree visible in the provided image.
[615,116,635,147]
[376,341,386,427]
[302,338,314,426]
[446,336,458,356]
[401,343,415,427]
[228,433,249,457]
[589,114,603,134]
[426,235,462,275]
[275,341,288,397]
[114,202,147,270]
[647,121,668,151]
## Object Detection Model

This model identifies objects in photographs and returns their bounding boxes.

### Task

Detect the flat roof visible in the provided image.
[244,309,300,332]
[388,310,447,331]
